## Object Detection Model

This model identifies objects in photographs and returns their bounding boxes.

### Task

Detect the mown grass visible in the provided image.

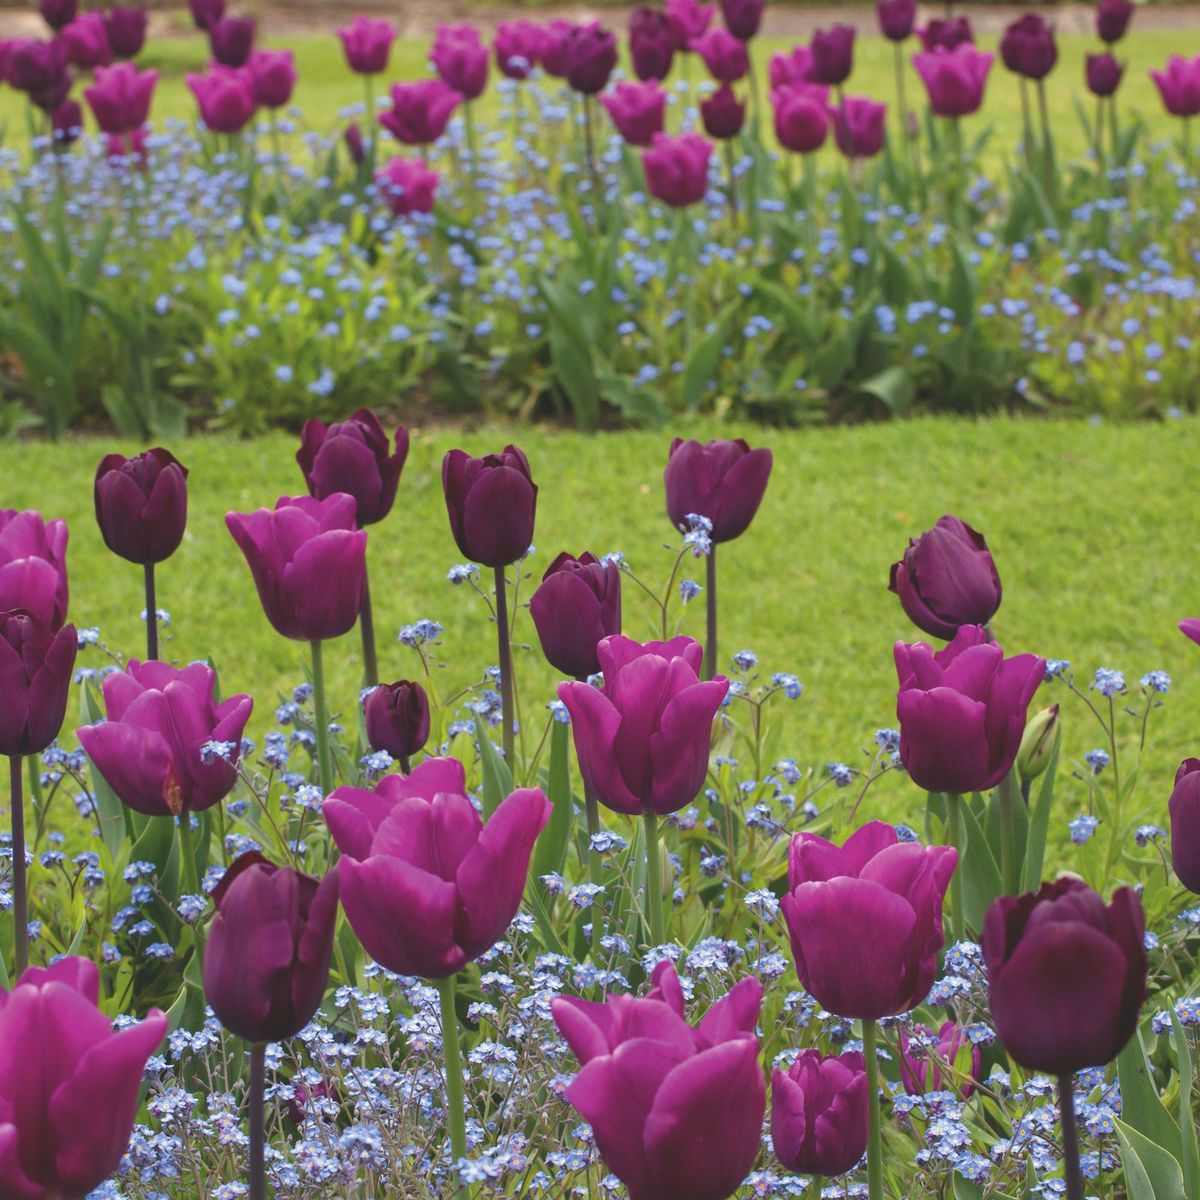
[3,417,1196,838]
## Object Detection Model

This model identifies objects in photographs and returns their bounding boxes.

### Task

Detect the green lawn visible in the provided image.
[0,29,1186,164]
[4,418,1196,836]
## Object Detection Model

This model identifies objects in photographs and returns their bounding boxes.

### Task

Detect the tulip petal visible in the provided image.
[696,976,761,1046]
[77,720,173,816]
[558,681,642,814]
[552,995,619,1063]
[0,1123,40,1200]
[649,674,727,815]
[324,785,397,860]
[283,529,367,642]
[896,685,993,794]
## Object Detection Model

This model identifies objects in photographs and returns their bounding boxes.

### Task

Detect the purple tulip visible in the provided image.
[701,83,746,138]
[189,0,225,32]
[297,408,408,527]
[667,0,714,48]
[629,7,677,82]
[601,80,666,147]
[772,1050,869,1176]
[984,879,1146,1074]
[664,437,773,542]
[494,19,542,80]
[770,45,815,88]
[344,120,365,164]
[832,95,886,158]
[442,445,537,568]
[913,44,994,118]
[77,659,253,818]
[894,625,1044,795]
[530,552,622,679]
[380,79,460,145]
[336,15,395,75]
[889,514,1001,638]
[61,14,112,69]
[246,48,295,108]
[203,850,339,1043]
[326,756,550,978]
[695,26,748,82]
[719,0,763,42]
[564,22,618,95]
[772,83,829,153]
[558,635,728,817]
[103,5,147,59]
[0,957,167,1200]
[187,65,256,133]
[209,15,255,68]
[0,611,76,758]
[642,131,713,208]
[1097,0,1134,44]
[431,24,489,100]
[810,24,855,85]
[1150,55,1200,118]
[363,680,431,761]
[6,38,69,108]
[376,156,439,215]
[0,510,69,632]
[876,0,915,43]
[39,0,76,32]
[84,62,157,135]
[226,494,367,642]
[1086,52,1124,98]
[1169,759,1200,893]
[552,962,765,1200]
[783,821,957,1019]
[1000,14,1057,82]
[918,16,974,52]
[51,97,82,145]
[538,19,576,77]
[93,448,186,565]
[897,1021,981,1098]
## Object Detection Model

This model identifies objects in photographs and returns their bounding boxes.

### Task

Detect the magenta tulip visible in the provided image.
[376,156,439,215]
[1000,14,1057,82]
[494,19,542,80]
[209,14,256,68]
[60,14,112,70]
[103,5,146,59]
[51,98,82,145]
[93,448,187,565]
[877,0,916,43]
[538,19,577,77]
[667,0,714,48]
[1097,0,1134,44]
[770,45,815,89]
[379,79,460,145]
[0,611,76,758]
[1169,758,1200,893]
[1086,52,1124,97]
[336,16,395,75]
[363,680,430,761]
[0,510,68,632]
[431,24,489,100]
[84,62,157,135]
[629,7,677,82]
[187,65,256,133]
[247,48,296,109]
[897,1021,981,1098]
[642,131,713,207]
[772,83,829,153]
[189,0,224,31]
[695,26,748,83]
[564,22,618,95]
[701,84,746,138]
[831,96,887,158]
[913,45,994,118]
[601,80,666,147]
[810,24,855,85]
[719,0,763,42]
[918,16,974,52]
[39,0,76,32]
[1151,55,1200,118]
[772,1050,869,1176]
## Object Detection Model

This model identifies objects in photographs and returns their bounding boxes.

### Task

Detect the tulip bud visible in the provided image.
[530,552,622,679]
[1169,759,1200,893]
[772,1050,869,1176]
[297,408,408,527]
[364,680,431,761]
[701,84,746,139]
[0,611,76,757]
[39,0,77,32]
[1016,703,1060,785]
[564,22,618,95]
[664,437,773,543]
[442,445,537,568]
[336,15,396,75]
[344,120,365,164]
[103,5,148,59]
[209,14,256,67]
[94,448,188,566]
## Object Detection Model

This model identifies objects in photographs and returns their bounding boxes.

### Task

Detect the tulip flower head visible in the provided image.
[442,445,537,568]
[918,16,974,53]
[0,610,76,758]
[1096,0,1134,45]
[247,48,296,108]
[643,131,713,207]
[39,0,76,32]
[719,0,764,42]
[379,79,460,145]
[772,83,829,153]
[601,79,667,147]
[494,19,542,80]
[431,24,489,99]
[664,437,773,542]
[336,15,396,75]
[209,14,256,68]
[83,61,157,135]
[189,0,225,31]
[809,24,856,86]
[297,408,408,527]
[61,14,112,70]
[564,21,618,95]
[770,45,815,89]
[93,447,187,565]
[1169,758,1200,893]
[701,84,746,139]
[999,13,1057,82]
[1150,55,1200,118]
[530,551,622,679]
[1085,52,1124,98]
[629,7,677,82]
[103,5,147,59]
[695,26,748,83]
[363,680,431,761]
[877,0,916,43]
[831,96,887,158]
[0,509,69,632]
[772,1049,869,1176]
[187,65,257,133]
[667,0,715,49]
[538,19,577,77]
[51,98,82,145]
[897,1021,982,1098]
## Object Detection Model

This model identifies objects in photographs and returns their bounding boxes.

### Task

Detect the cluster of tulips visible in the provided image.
[0,406,1198,1198]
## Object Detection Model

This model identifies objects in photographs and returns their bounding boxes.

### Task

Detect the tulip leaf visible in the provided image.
[1118,1031,1180,1154]
[65,911,88,958]
[524,878,567,959]
[476,724,513,821]
[531,719,573,882]
[0,946,9,992]
[1170,1008,1200,1199]
[854,366,915,416]
[959,799,1002,935]
[1022,732,1061,893]
[1115,1118,1186,1200]
[79,682,131,860]
[681,300,740,413]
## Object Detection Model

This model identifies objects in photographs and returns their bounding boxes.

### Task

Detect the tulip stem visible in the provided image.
[178,815,201,905]
[945,792,965,942]
[997,770,1019,895]
[1058,1074,1085,1200]
[863,1018,884,1200]
[359,568,379,687]
[584,780,603,953]
[643,811,665,947]
[493,567,516,766]
[310,640,334,796]
[437,974,468,1198]
[9,755,26,976]
[704,546,718,681]
[248,1042,266,1200]
[144,562,158,661]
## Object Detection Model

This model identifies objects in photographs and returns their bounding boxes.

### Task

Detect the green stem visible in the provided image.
[10,755,26,976]
[584,776,603,953]
[863,1018,884,1200]
[493,566,515,766]
[1018,77,1036,173]
[178,814,200,898]
[704,546,718,681]
[997,769,1019,895]
[359,565,378,687]
[1058,1074,1084,1200]
[437,974,468,1198]
[310,640,334,796]
[248,1042,266,1200]
[463,101,480,214]
[643,811,665,946]
[144,563,158,660]
[1036,78,1056,202]
[945,791,964,942]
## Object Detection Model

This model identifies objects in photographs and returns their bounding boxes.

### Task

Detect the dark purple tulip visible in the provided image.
[913,45,994,118]
[897,1021,981,1098]
[442,445,537,569]
[876,0,915,43]
[918,16,974,52]
[431,24,489,100]
[630,7,677,82]
[6,37,68,98]
[719,0,763,42]
[61,13,113,69]
[667,0,714,48]
[93,448,187,565]
[51,98,82,144]
[559,635,727,816]
[39,0,76,32]
[344,120,365,164]
[204,850,339,1043]
[226,494,367,642]
[770,45,815,89]
[894,625,1044,795]
[601,80,666,147]
[889,514,1002,639]
[0,611,76,757]
[695,27,748,83]
[984,879,1146,1075]
[0,510,69,632]
[380,80,460,145]
[1000,13,1057,82]
[539,19,577,77]
[772,1050,868,1176]
[772,83,829,153]
[247,48,296,109]
[1169,759,1200,893]
[552,963,765,1200]
[1096,0,1133,45]
[189,0,225,31]
[0,958,167,1200]
[664,437,772,543]
[493,19,542,80]
[326,757,550,978]
[810,24,855,85]
[782,821,957,1019]
[363,680,431,761]
[564,22,618,95]
[77,660,253,817]
[832,96,886,158]
[701,83,746,139]
[336,15,395,75]
[1086,52,1124,97]
[84,62,157,134]
[1150,56,1200,118]
[297,409,408,527]
[209,15,256,68]
[103,5,147,59]
[530,552,622,679]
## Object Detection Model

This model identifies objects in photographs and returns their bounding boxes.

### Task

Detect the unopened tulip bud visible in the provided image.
[1017,703,1060,785]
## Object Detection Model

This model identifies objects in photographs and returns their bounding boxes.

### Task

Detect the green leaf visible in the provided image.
[1170,1008,1200,1199]
[854,365,915,416]
[548,323,600,430]
[0,945,9,991]
[959,798,1002,934]
[476,724,513,820]
[680,300,739,412]
[1022,733,1060,892]
[65,910,88,957]
[531,719,573,881]
[1115,1118,1186,1200]
[79,682,129,859]
[946,239,978,327]
[1117,1030,1181,1154]
[524,877,567,958]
